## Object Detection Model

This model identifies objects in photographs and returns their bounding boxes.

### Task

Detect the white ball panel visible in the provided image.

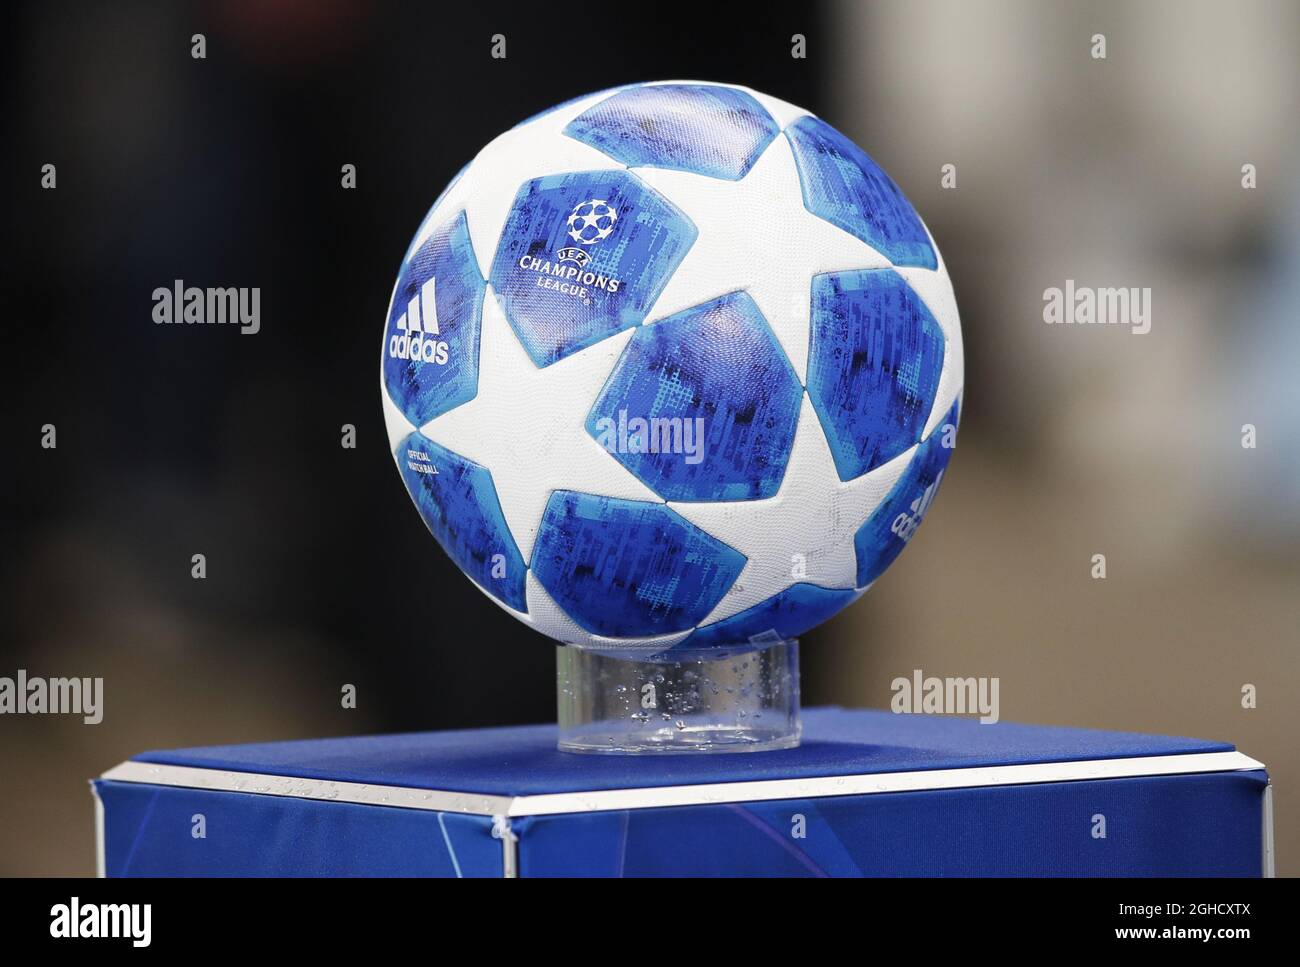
[417,287,660,564]
[380,380,418,454]
[742,86,814,130]
[671,398,913,624]
[635,134,891,383]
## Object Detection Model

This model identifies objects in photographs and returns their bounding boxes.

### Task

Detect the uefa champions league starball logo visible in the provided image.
[566,199,618,245]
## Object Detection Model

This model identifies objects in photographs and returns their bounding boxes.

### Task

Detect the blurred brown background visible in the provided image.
[815,0,1300,875]
[4,0,1297,876]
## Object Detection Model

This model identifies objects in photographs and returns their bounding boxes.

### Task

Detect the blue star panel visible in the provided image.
[786,116,936,269]
[395,432,527,612]
[564,83,779,181]
[587,292,802,502]
[679,583,862,651]
[854,399,960,587]
[383,212,485,427]
[401,161,471,265]
[808,268,946,480]
[489,170,697,367]
[531,490,745,638]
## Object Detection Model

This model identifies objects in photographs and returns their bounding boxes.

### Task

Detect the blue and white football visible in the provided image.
[380,81,963,653]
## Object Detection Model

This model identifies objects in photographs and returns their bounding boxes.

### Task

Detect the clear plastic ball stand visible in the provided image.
[556,636,801,754]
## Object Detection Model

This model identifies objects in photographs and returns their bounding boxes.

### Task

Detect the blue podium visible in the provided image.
[94,708,1271,877]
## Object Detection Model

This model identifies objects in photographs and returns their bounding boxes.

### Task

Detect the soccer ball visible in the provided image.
[380,81,963,654]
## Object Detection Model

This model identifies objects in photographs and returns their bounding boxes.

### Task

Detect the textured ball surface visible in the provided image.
[380,81,964,653]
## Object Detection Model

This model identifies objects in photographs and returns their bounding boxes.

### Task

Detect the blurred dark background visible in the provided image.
[3,0,1297,875]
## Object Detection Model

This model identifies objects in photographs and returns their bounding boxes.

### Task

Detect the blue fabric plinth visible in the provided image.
[129,707,1230,796]
[515,771,1268,877]
[97,709,1266,877]
[95,781,500,877]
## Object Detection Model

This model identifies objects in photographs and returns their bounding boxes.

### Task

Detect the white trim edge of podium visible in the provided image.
[92,750,1273,879]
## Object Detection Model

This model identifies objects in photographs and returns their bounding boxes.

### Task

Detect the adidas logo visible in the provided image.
[891,470,944,543]
[389,276,450,364]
